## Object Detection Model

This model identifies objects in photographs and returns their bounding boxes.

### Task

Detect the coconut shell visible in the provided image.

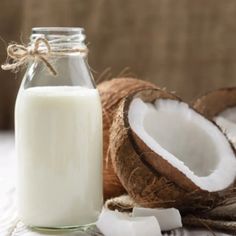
[110,88,222,211]
[97,78,159,200]
[193,87,236,119]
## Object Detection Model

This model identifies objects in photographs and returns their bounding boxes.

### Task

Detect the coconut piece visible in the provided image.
[110,88,236,211]
[194,88,236,149]
[98,78,159,200]
[193,87,236,119]
[132,207,182,231]
[214,112,236,147]
[96,208,161,236]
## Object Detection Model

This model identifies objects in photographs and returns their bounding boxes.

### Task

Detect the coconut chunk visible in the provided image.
[96,208,161,236]
[132,207,182,231]
[128,98,236,192]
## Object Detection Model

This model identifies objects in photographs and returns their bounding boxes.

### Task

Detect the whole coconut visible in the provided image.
[97,78,159,200]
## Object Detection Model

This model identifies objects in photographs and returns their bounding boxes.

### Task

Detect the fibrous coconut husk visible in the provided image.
[105,195,138,212]
[109,88,233,212]
[193,87,236,119]
[97,78,159,200]
[182,216,236,235]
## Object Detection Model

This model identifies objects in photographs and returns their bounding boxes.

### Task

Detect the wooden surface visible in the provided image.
[1,0,236,129]
[0,133,230,236]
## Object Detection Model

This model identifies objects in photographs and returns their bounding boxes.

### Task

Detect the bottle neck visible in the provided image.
[30,27,87,53]
[22,27,95,89]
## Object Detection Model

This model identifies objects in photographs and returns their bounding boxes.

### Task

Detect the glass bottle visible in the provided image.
[15,27,103,229]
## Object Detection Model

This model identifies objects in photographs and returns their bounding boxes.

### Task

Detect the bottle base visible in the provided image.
[28,222,96,233]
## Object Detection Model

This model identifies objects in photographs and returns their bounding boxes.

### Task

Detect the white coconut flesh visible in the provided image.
[214,107,236,147]
[96,208,162,236]
[132,207,182,231]
[128,98,236,192]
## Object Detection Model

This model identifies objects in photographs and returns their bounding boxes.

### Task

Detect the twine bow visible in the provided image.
[1,37,88,76]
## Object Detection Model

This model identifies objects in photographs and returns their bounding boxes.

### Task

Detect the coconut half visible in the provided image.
[130,98,236,191]
[110,89,236,210]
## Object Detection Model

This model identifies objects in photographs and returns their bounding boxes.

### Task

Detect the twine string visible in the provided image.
[1,36,88,76]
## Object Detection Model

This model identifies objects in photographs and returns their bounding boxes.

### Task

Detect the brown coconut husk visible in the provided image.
[110,88,235,212]
[97,78,159,200]
[193,87,236,119]
[182,216,236,235]
[105,195,138,212]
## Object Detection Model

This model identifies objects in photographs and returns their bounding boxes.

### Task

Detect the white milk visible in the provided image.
[15,86,103,228]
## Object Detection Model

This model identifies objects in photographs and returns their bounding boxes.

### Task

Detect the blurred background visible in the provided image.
[1,0,236,130]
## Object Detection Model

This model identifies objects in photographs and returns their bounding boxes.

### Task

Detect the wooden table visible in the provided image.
[0,132,230,236]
